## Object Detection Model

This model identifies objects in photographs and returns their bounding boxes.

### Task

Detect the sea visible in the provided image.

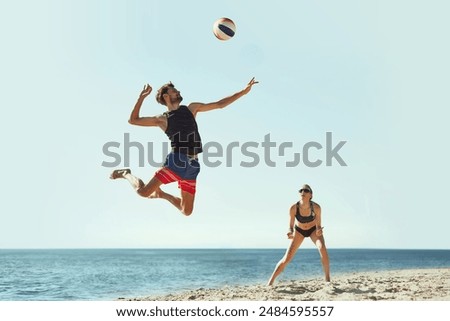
[0,249,449,301]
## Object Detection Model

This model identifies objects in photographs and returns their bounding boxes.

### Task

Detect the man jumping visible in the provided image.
[110,78,258,216]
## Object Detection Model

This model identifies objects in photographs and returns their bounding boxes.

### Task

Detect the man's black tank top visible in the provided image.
[164,105,203,155]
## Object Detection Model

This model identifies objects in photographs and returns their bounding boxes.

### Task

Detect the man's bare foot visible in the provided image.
[110,169,131,180]
[148,187,163,199]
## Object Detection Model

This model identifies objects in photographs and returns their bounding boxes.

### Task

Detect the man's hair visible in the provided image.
[156,82,174,106]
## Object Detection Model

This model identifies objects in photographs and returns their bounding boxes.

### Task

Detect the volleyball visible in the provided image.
[213,17,236,41]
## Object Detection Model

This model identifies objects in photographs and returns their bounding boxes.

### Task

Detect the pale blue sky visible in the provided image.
[0,0,449,249]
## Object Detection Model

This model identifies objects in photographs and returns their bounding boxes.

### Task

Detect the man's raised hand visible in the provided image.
[243,77,259,95]
[140,84,152,98]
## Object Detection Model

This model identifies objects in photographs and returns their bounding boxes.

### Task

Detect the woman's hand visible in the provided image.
[287,231,294,239]
[316,226,324,237]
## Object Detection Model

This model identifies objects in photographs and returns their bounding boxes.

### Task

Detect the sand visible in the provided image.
[121,268,450,301]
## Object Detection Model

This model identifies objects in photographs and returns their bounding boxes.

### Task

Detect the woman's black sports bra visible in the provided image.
[295,201,315,223]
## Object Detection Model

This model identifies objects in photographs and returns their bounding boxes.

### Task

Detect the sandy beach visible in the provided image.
[121,268,450,301]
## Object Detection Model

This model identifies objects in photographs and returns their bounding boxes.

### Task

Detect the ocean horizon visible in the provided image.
[1,248,449,301]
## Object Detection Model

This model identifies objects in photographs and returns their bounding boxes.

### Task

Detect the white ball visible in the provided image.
[213,17,236,41]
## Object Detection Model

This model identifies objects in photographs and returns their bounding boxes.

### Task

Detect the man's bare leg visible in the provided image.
[111,169,195,215]
[110,168,159,195]
[152,189,195,216]
[147,187,179,207]
[110,168,142,188]
[179,190,195,216]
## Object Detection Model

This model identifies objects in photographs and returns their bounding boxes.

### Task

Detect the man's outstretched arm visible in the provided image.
[188,77,258,116]
[128,84,165,128]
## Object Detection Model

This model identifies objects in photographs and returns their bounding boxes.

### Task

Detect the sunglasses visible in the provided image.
[299,189,311,194]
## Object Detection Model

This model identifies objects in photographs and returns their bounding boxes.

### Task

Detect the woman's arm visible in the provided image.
[314,203,324,236]
[287,205,296,239]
